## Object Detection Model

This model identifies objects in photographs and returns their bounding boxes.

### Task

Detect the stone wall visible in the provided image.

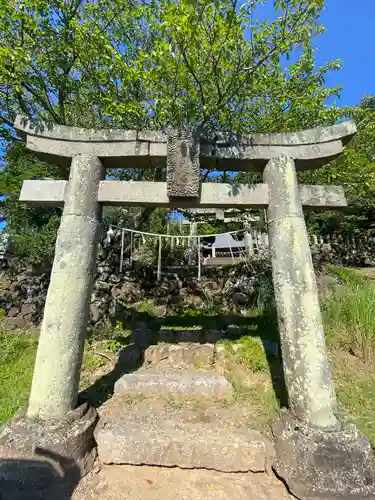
[0,251,273,329]
[1,229,373,330]
[310,235,375,268]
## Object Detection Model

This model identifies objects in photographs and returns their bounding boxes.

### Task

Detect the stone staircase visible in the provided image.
[81,340,294,499]
[1,342,291,500]
[95,352,274,474]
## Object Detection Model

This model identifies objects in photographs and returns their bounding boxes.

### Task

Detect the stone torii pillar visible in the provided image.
[264,155,338,430]
[27,153,105,419]
[3,116,375,498]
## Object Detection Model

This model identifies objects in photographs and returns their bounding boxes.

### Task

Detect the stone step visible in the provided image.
[144,342,216,368]
[96,397,272,473]
[114,370,233,398]
[203,256,246,266]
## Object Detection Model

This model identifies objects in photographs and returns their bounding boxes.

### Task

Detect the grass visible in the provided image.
[332,351,375,447]
[0,330,38,423]
[2,265,375,449]
[228,370,279,436]
[0,332,128,424]
[321,266,375,445]
[323,266,375,363]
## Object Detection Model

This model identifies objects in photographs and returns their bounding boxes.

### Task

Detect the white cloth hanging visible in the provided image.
[130,231,134,263]
[157,235,162,280]
[106,226,115,244]
[119,228,125,272]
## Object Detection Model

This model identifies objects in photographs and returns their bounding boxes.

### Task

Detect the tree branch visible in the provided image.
[22,81,62,124]
[217,3,311,119]
[179,39,208,122]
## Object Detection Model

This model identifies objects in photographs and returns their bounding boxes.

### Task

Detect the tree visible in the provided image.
[1,0,345,136]
[0,0,154,133]
[0,0,161,261]
[0,0,348,262]
[0,141,63,262]
[115,0,345,133]
[299,96,375,235]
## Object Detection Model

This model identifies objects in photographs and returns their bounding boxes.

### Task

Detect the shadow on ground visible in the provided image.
[0,448,80,500]
[79,344,143,408]
[81,307,288,409]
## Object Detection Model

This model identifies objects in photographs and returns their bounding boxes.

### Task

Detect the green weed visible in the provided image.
[0,331,37,423]
[325,265,371,286]
[332,354,375,448]
[323,276,375,363]
[233,337,269,372]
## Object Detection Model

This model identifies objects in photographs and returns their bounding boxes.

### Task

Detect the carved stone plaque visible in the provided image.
[167,130,200,198]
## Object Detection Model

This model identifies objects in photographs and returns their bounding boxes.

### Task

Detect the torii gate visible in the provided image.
[9,116,375,499]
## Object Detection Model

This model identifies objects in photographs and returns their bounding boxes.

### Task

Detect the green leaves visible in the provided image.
[301,99,375,207]
[300,96,375,235]
[0,0,344,136]
[0,0,152,130]
[131,0,343,133]
[0,0,354,262]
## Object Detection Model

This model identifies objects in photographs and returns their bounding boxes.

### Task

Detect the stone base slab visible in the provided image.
[0,403,98,495]
[273,414,375,499]
[96,397,271,472]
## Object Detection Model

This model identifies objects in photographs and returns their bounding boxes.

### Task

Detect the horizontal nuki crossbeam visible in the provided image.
[14,115,356,172]
[19,180,347,209]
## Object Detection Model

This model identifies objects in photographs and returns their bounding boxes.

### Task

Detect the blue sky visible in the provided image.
[252,0,374,106]
[315,0,374,106]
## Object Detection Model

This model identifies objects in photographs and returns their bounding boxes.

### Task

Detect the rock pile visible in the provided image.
[310,235,375,268]
[0,236,273,328]
[1,227,373,329]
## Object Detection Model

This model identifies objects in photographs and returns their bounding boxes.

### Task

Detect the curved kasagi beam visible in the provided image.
[14,115,356,171]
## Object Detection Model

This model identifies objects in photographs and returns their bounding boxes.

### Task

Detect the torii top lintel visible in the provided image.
[14,115,356,172]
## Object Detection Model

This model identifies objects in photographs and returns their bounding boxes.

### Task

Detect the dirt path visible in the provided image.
[73,464,293,500]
